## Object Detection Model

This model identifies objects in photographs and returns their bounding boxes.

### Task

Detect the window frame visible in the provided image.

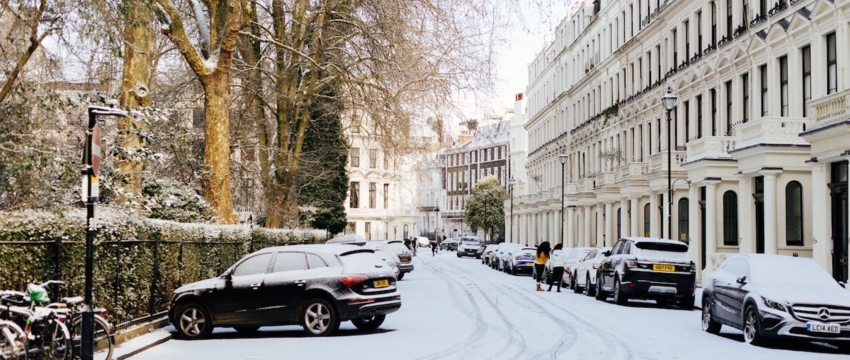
[723,190,739,246]
[785,181,804,246]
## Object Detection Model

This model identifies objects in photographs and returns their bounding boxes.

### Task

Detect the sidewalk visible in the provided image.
[108,317,173,360]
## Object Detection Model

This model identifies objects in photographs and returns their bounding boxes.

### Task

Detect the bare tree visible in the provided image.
[0,0,61,107]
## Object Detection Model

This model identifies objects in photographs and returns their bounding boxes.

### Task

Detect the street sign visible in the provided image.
[91,125,101,175]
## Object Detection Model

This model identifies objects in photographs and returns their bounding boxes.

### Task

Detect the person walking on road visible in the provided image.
[534,241,551,292]
[547,243,566,292]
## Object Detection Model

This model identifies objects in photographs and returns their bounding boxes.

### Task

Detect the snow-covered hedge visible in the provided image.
[0,208,327,324]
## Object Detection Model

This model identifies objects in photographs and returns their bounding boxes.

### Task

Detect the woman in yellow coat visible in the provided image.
[534,241,551,291]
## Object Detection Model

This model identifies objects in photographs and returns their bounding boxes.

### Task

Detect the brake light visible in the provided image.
[592,262,600,269]
[625,260,637,267]
[515,255,521,260]
[99,309,108,317]
[341,275,369,287]
[57,315,66,323]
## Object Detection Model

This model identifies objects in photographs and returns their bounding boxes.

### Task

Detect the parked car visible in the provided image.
[596,237,696,308]
[490,243,507,269]
[481,244,499,265]
[168,245,401,339]
[506,247,537,275]
[366,240,414,280]
[496,243,522,272]
[564,247,595,289]
[325,234,367,246]
[457,236,482,258]
[701,254,850,349]
[373,249,401,278]
[572,248,610,296]
[541,247,572,287]
[416,236,431,248]
[441,238,459,251]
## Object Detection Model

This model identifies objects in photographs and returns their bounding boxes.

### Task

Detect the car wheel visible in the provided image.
[233,326,259,334]
[351,314,386,331]
[301,298,339,337]
[511,267,517,276]
[594,274,607,300]
[585,277,595,297]
[572,276,581,294]
[701,300,722,334]
[175,302,213,340]
[457,253,461,258]
[397,272,405,280]
[613,277,628,305]
[743,305,764,346]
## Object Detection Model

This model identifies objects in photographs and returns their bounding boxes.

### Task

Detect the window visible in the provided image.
[684,20,690,59]
[351,116,361,133]
[786,181,804,246]
[369,149,377,168]
[350,148,360,167]
[272,252,308,273]
[696,95,703,139]
[827,32,837,94]
[710,89,717,136]
[759,0,767,16]
[349,182,360,208]
[760,64,768,116]
[678,198,689,243]
[726,0,732,38]
[725,81,733,135]
[723,191,738,246]
[780,56,788,116]
[742,73,750,123]
[697,11,703,52]
[383,184,389,209]
[365,222,371,240]
[711,2,717,46]
[644,203,650,237]
[369,182,376,208]
[306,253,328,269]
[672,29,678,66]
[802,45,811,117]
[384,153,390,169]
[684,101,690,141]
[233,253,272,276]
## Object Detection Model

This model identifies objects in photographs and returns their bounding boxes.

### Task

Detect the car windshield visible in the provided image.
[634,242,689,260]
[750,256,836,286]
[462,238,479,243]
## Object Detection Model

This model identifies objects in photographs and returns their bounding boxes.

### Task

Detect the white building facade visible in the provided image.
[515,0,850,282]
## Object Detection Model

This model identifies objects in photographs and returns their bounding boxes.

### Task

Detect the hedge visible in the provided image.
[0,208,327,325]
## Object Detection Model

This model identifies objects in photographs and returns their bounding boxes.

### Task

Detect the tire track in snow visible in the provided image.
[436,257,575,360]
[410,256,492,360]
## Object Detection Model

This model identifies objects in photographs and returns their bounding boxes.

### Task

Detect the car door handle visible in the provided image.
[295,280,306,286]
[250,283,261,289]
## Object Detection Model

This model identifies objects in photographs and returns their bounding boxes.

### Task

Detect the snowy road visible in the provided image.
[134,252,849,360]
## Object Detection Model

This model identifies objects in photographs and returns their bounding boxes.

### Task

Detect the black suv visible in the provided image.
[168,245,401,339]
[595,237,696,309]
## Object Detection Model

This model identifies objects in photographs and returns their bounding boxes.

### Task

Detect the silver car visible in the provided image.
[702,254,850,349]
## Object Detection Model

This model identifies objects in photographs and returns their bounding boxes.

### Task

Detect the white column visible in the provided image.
[584,206,592,247]
[688,185,701,278]
[705,180,720,272]
[620,198,629,238]
[650,192,659,237]
[567,206,576,247]
[597,206,604,247]
[605,202,614,247]
[811,163,830,270]
[768,57,780,117]
[717,0,728,41]
[630,197,639,237]
[762,170,781,254]
[737,174,754,253]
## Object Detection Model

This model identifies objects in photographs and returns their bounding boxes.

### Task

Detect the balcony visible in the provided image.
[578,177,596,192]
[735,116,809,149]
[647,150,687,174]
[597,171,618,186]
[809,90,850,128]
[618,162,648,180]
[686,136,735,162]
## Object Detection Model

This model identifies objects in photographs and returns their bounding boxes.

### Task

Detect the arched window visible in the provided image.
[678,198,689,243]
[786,181,804,246]
[644,203,650,237]
[723,191,738,246]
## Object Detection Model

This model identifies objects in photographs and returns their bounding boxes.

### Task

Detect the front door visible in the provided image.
[831,161,849,282]
[754,176,765,254]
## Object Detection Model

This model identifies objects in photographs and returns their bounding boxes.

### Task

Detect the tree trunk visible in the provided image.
[117,0,155,203]
[265,174,298,229]
[201,74,238,224]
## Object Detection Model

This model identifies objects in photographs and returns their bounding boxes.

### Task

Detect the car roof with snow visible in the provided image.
[619,237,687,245]
[290,244,375,256]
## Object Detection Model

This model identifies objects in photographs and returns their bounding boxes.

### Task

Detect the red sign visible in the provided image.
[91,125,101,175]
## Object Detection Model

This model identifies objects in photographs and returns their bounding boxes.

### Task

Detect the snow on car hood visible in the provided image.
[751,282,850,307]
[174,277,221,293]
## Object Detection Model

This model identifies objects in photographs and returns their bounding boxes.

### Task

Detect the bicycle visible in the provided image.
[0,319,27,360]
[0,287,70,360]
[41,282,113,360]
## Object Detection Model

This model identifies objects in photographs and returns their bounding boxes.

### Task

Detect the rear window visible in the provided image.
[634,242,689,260]
[389,243,408,254]
[634,242,688,252]
[339,251,383,270]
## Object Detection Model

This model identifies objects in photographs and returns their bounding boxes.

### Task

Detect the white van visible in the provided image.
[457,236,482,258]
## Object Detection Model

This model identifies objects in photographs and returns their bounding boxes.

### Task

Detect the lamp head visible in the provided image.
[662,87,678,110]
[559,153,568,164]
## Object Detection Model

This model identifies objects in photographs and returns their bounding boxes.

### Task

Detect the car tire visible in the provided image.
[351,314,386,331]
[613,277,628,305]
[397,272,405,280]
[743,305,764,346]
[701,300,722,334]
[457,253,461,258]
[511,267,517,276]
[175,302,214,340]
[585,277,595,297]
[233,326,259,334]
[594,274,607,301]
[301,298,339,337]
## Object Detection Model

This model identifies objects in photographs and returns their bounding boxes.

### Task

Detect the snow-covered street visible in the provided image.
[134,252,849,360]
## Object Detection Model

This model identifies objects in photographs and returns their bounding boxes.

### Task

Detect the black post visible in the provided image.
[81,108,96,360]
[560,162,566,245]
[667,108,673,240]
[509,183,514,243]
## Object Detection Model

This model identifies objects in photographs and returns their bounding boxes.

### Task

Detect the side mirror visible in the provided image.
[736,275,747,285]
[839,281,846,289]
[603,250,612,257]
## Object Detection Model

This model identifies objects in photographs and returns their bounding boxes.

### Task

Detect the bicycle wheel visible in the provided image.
[71,316,113,360]
[0,320,27,360]
[41,320,70,360]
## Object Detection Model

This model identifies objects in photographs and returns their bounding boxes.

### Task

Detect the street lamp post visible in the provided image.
[662,88,678,240]
[509,177,516,243]
[483,189,489,244]
[559,154,568,245]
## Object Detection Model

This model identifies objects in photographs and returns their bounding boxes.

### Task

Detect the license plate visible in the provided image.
[807,322,840,334]
[374,279,389,288]
[400,257,410,262]
[653,264,675,272]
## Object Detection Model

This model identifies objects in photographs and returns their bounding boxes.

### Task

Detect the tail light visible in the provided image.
[625,260,637,267]
[592,262,600,269]
[690,262,696,272]
[99,309,108,317]
[57,315,66,323]
[341,275,369,287]
[515,255,521,260]
[347,298,375,305]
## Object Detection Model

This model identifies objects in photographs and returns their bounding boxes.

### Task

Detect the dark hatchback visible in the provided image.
[168,245,401,339]
[596,237,696,308]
